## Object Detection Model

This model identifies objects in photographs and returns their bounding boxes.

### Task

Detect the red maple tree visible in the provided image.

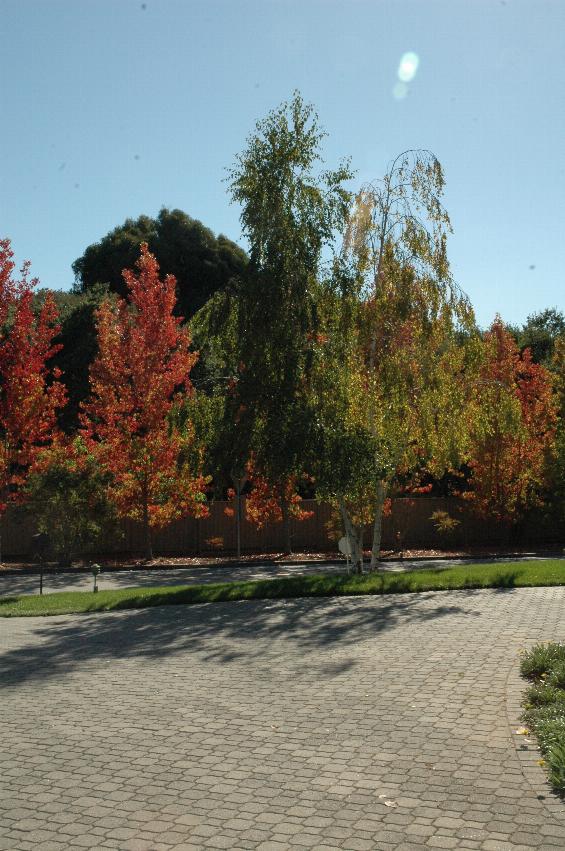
[0,238,66,556]
[244,470,313,530]
[464,317,557,525]
[81,243,209,559]
[224,458,313,555]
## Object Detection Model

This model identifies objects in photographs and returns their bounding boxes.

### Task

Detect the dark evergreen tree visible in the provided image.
[72,207,248,320]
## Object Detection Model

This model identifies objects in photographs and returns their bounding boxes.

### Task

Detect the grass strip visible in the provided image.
[0,559,564,618]
[521,641,565,793]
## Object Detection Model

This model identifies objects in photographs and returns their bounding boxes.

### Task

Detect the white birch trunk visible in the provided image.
[338,498,363,574]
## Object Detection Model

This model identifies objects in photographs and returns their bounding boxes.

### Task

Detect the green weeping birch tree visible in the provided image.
[226,91,353,552]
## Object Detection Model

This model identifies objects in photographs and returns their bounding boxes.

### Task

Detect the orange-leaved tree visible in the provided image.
[464,317,557,527]
[245,472,313,531]
[0,238,67,560]
[224,459,313,547]
[81,243,209,560]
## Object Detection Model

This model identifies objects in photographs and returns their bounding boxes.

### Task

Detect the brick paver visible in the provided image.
[1,586,565,849]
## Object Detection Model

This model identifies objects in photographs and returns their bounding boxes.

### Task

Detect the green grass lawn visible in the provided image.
[0,559,564,617]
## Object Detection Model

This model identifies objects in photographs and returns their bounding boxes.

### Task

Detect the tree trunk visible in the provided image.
[142,483,153,562]
[236,482,242,560]
[280,490,292,555]
[339,498,363,574]
[0,494,6,565]
[232,474,247,560]
[143,517,153,562]
[370,480,387,571]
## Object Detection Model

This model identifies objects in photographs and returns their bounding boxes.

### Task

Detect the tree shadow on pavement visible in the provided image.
[0,563,348,596]
[0,592,481,688]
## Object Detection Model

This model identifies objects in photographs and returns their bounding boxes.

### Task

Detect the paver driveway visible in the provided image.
[1,587,565,851]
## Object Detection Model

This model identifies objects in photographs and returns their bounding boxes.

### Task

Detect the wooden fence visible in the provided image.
[1,496,562,560]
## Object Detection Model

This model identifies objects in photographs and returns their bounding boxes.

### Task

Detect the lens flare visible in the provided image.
[393,81,408,100]
[398,52,419,83]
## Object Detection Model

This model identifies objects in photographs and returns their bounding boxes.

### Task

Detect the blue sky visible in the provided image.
[1,0,563,328]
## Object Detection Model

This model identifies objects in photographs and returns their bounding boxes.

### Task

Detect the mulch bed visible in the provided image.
[1,547,561,575]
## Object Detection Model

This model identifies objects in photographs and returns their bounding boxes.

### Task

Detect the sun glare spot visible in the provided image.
[398,52,419,83]
[393,81,408,100]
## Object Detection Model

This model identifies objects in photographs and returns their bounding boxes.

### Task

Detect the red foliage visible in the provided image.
[223,460,313,529]
[245,464,313,529]
[224,487,236,517]
[0,239,66,513]
[382,497,393,518]
[81,244,209,535]
[465,318,557,524]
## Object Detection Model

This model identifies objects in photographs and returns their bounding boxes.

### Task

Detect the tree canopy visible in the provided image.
[0,239,66,558]
[2,93,563,562]
[464,317,557,525]
[333,150,477,566]
[72,207,248,320]
[81,244,209,560]
[223,91,353,550]
[511,308,565,366]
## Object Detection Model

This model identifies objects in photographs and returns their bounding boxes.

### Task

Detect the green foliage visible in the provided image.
[315,422,385,503]
[538,337,565,530]
[524,683,565,710]
[515,308,565,366]
[548,662,565,691]
[521,642,565,791]
[522,698,565,792]
[546,427,565,527]
[547,741,565,791]
[188,292,255,491]
[310,287,389,522]
[520,642,565,680]
[228,91,352,272]
[172,391,224,486]
[344,149,472,325]
[430,510,461,538]
[335,149,479,565]
[24,441,119,566]
[72,207,248,320]
[49,285,111,432]
[33,288,85,321]
[225,91,354,490]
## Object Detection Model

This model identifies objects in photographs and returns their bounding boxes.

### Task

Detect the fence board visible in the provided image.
[1,496,561,560]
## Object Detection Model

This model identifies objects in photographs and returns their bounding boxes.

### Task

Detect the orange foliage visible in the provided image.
[81,244,209,531]
[465,318,557,524]
[224,461,313,529]
[246,472,314,528]
[0,239,66,513]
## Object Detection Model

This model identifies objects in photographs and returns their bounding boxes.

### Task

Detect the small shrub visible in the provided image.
[524,683,565,710]
[430,510,461,538]
[25,440,120,566]
[548,662,565,691]
[531,711,565,753]
[547,742,565,792]
[521,642,565,793]
[520,643,565,680]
